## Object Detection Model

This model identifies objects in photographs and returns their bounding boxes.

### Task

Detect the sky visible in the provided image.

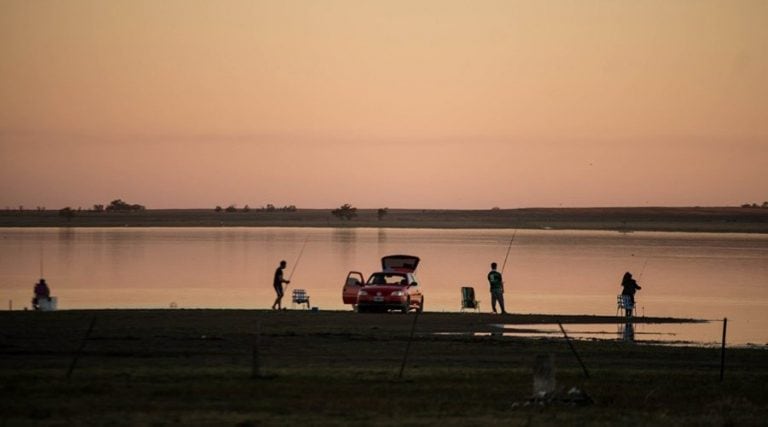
[1,0,766,209]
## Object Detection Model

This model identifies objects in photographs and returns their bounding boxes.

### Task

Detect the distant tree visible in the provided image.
[214,206,223,212]
[59,207,75,221]
[106,199,145,211]
[491,206,501,211]
[242,205,251,212]
[763,201,768,208]
[225,205,238,213]
[332,203,358,221]
[93,204,105,212]
[283,205,297,212]
[377,207,389,220]
[265,204,276,212]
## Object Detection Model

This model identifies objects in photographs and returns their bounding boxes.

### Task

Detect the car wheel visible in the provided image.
[402,297,411,314]
[357,305,366,313]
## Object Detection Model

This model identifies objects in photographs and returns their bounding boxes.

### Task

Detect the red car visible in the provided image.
[342,255,424,313]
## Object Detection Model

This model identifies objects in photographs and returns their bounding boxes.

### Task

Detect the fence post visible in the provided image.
[398,311,421,379]
[66,316,96,379]
[720,318,727,382]
[252,320,262,379]
[558,323,590,379]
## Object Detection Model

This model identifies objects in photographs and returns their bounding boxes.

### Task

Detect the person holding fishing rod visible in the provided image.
[487,262,507,314]
[32,278,51,311]
[270,237,309,310]
[488,233,516,314]
[271,260,291,310]
[620,271,642,317]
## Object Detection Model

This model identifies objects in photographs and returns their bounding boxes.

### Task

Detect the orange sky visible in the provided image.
[1,0,766,209]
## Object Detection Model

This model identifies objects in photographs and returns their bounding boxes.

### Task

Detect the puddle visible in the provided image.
[435,322,768,348]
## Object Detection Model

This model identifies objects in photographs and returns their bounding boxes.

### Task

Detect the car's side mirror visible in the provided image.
[410,282,418,287]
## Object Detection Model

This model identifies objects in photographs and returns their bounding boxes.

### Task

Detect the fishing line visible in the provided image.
[637,258,649,280]
[500,230,517,274]
[285,235,309,289]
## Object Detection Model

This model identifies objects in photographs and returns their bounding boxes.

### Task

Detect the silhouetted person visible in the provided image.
[620,272,642,316]
[32,278,50,311]
[271,260,290,310]
[487,262,507,314]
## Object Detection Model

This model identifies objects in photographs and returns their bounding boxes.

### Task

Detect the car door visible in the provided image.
[407,273,422,306]
[342,271,365,305]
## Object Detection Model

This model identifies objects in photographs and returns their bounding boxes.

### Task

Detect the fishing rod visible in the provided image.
[500,230,517,274]
[285,236,309,290]
[39,246,44,278]
[637,258,649,280]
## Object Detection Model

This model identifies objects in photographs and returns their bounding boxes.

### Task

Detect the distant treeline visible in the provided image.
[741,201,768,209]
[2,206,768,233]
[214,204,298,213]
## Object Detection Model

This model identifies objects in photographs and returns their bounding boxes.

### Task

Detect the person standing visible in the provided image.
[271,260,290,310]
[620,271,642,317]
[487,262,507,314]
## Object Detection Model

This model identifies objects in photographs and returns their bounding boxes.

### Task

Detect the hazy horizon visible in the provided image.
[2,1,766,209]
[3,202,761,211]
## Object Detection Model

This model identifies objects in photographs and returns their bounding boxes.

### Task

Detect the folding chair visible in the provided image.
[460,286,480,312]
[33,296,58,311]
[292,289,311,309]
[616,294,634,317]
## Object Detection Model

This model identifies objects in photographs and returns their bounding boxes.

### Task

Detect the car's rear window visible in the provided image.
[367,273,408,286]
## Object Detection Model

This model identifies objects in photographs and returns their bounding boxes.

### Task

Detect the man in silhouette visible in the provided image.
[271,260,290,310]
[487,262,507,314]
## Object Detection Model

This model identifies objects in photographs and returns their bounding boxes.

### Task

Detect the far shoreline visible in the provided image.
[1,207,767,233]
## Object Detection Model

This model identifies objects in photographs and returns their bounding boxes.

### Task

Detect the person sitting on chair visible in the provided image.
[32,278,51,311]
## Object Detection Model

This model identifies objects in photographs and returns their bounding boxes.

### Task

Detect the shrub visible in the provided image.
[332,203,358,221]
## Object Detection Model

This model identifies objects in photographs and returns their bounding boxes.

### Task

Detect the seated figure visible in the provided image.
[32,278,51,311]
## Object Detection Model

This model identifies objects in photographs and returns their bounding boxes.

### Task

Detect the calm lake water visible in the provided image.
[2,227,767,345]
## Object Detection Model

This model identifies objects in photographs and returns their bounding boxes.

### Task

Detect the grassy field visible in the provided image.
[1,207,768,233]
[1,310,766,425]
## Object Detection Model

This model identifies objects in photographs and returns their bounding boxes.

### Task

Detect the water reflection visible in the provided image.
[332,228,357,267]
[1,228,766,345]
[482,322,733,346]
[620,322,635,342]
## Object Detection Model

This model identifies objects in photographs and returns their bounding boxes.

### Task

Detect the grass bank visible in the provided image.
[1,310,766,425]
[2,207,768,233]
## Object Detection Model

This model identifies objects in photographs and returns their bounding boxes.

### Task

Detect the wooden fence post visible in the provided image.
[252,320,262,379]
[720,318,727,382]
[558,323,590,379]
[66,316,96,379]
[398,311,421,379]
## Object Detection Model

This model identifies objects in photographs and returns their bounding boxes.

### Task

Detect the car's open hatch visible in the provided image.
[381,255,420,273]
